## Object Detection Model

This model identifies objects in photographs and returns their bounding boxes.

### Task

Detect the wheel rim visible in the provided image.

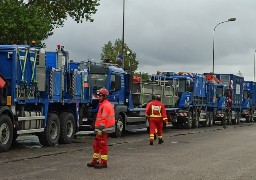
[188,113,192,127]
[50,121,58,140]
[210,113,213,125]
[206,115,209,126]
[116,118,123,136]
[0,123,10,145]
[66,120,74,138]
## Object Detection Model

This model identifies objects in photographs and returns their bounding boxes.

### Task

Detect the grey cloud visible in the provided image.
[45,0,256,80]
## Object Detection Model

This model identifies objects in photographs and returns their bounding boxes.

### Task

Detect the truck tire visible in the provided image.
[111,114,125,138]
[221,112,227,125]
[202,112,209,127]
[226,112,231,125]
[208,112,213,127]
[250,111,253,122]
[0,115,13,152]
[236,112,241,124]
[59,112,75,144]
[192,110,199,128]
[171,122,178,129]
[185,112,192,129]
[38,113,60,146]
[246,116,250,123]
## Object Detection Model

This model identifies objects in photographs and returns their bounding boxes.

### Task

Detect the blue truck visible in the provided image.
[78,62,179,137]
[151,72,209,128]
[0,45,87,152]
[151,72,228,128]
[205,74,227,125]
[241,81,256,122]
[215,74,244,124]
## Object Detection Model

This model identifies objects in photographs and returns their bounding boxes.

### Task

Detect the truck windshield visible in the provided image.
[216,86,223,98]
[88,74,107,90]
[243,91,249,99]
[178,79,186,93]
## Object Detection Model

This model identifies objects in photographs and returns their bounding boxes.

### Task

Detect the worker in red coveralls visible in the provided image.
[146,95,168,145]
[87,88,115,169]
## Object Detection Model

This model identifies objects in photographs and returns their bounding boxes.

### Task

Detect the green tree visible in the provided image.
[0,0,100,44]
[101,39,139,72]
[0,0,53,44]
[26,0,100,26]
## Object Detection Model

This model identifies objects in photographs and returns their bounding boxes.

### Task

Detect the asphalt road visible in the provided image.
[1,123,256,180]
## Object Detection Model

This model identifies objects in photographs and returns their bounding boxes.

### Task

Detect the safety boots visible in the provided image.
[94,163,108,169]
[158,139,164,144]
[87,161,98,167]
[150,141,153,145]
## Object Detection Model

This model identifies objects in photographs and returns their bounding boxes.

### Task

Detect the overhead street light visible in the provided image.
[212,18,236,73]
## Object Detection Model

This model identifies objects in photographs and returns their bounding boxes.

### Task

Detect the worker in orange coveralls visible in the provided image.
[87,88,115,169]
[146,95,168,145]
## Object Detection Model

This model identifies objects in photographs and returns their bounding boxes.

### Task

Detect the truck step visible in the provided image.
[17,128,45,135]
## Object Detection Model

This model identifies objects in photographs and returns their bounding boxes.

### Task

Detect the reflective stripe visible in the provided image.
[102,126,115,133]
[149,115,162,118]
[102,113,108,117]
[95,125,115,133]
[158,136,163,139]
[97,116,115,120]
[101,155,108,160]
[93,153,100,158]
[150,105,162,118]
[150,134,154,140]
[163,118,167,120]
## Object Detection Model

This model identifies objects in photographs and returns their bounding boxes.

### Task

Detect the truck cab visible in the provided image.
[241,81,256,122]
[216,74,244,125]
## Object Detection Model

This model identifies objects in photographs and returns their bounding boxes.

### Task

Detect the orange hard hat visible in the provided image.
[98,88,109,96]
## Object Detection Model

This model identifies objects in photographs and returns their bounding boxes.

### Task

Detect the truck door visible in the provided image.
[108,74,123,104]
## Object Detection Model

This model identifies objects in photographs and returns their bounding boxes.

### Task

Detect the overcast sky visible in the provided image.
[44,0,256,81]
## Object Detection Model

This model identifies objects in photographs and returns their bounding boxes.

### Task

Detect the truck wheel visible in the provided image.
[236,112,241,124]
[172,122,178,129]
[232,112,237,125]
[246,117,250,123]
[221,112,227,125]
[226,112,231,125]
[186,112,192,129]
[250,111,253,122]
[208,112,213,127]
[0,115,13,152]
[202,112,209,127]
[112,114,125,138]
[59,112,75,144]
[38,113,60,146]
[192,110,199,128]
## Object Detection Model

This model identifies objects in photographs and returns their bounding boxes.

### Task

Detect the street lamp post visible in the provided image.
[121,0,125,69]
[212,18,236,73]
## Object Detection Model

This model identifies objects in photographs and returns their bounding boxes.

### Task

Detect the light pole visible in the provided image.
[121,0,125,69]
[212,17,236,73]
[254,50,256,81]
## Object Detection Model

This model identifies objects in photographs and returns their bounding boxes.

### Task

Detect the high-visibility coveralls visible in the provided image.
[146,100,168,143]
[92,99,115,165]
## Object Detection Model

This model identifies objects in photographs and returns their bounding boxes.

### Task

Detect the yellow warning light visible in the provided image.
[7,96,11,106]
